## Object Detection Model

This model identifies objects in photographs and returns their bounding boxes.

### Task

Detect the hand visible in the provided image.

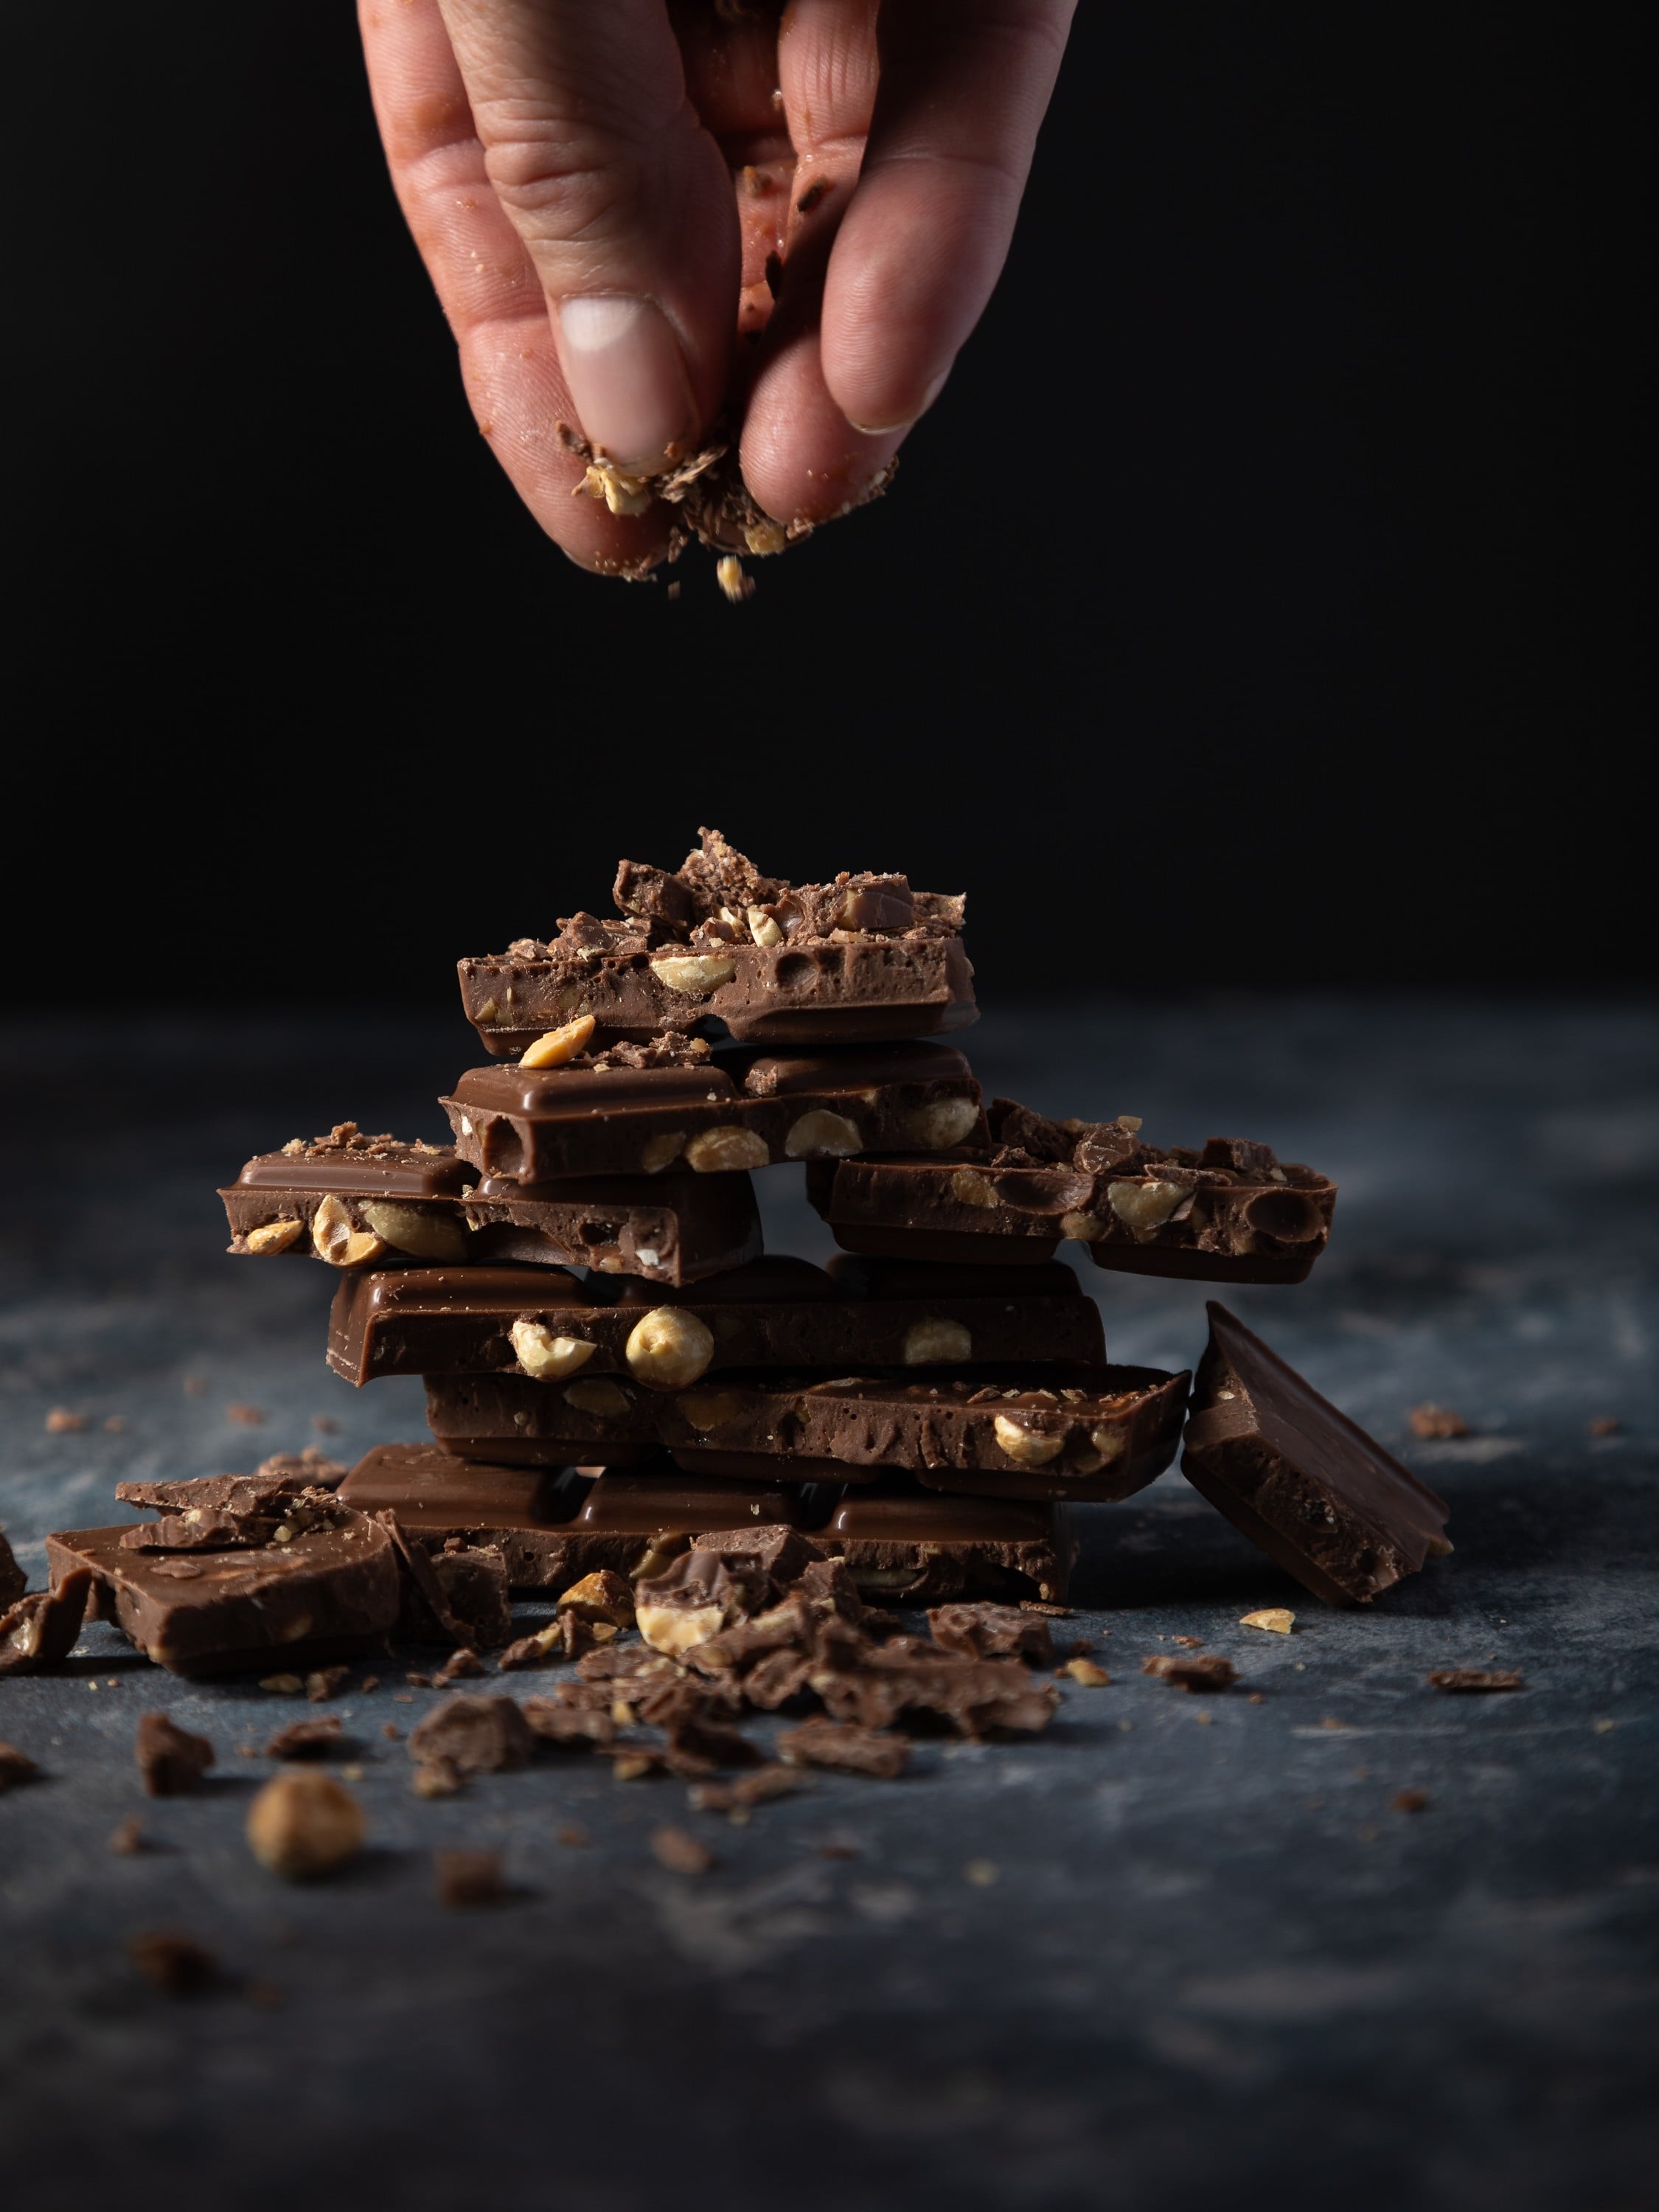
[358,0,1074,575]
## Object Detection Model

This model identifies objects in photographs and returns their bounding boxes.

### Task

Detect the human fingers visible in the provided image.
[357,0,673,572]
[434,0,738,472]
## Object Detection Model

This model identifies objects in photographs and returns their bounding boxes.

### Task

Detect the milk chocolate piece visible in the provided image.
[927,1603,1054,1663]
[818,1481,1075,1602]
[223,1141,760,1287]
[408,1695,535,1775]
[460,827,974,1053]
[423,1363,1186,1503]
[336,1444,813,1590]
[0,1530,24,1610]
[0,1571,91,1676]
[327,1253,1104,1386]
[807,1105,1335,1284]
[45,1511,400,1677]
[1182,1303,1452,1606]
[442,1041,984,1186]
[135,1713,216,1795]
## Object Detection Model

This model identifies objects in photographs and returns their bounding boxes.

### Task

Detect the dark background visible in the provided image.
[4,3,1647,1002]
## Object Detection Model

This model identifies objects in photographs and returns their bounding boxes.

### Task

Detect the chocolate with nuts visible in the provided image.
[460,828,975,1054]
[442,1040,984,1185]
[423,1362,1187,1503]
[807,1105,1335,1284]
[1,1570,92,1677]
[820,1481,1076,1604]
[327,1253,1104,1388]
[1182,1302,1453,1606]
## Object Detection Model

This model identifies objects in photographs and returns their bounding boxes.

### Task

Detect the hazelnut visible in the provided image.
[650,954,738,994]
[359,1201,467,1262]
[641,1131,686,1174]
[1239,1608,1295,1635]
[906,1098,981,1150]
[637,1599,729,1657]
[676,1386,749,1433]
[243,1219,302,1256]
[992,1414,1066,1467]
[1059,1211,1106,1242]
[902,1318,973,1366]
[310,1196,389,1269]
[1106,1180,1190,1231]
[246,1770,366,1880]
[518,1014,597,1069]
[625,1307,715,1390]
[509,1319,597,1381]
[1088,1425,1127,1462]
[563,1379,632,1419]
[580,461,653,516]
[474,997,499,1023]
[784,1109,863,1160]
[684,1126,770,1173]
[748,908,784,948]
[715,555,754,603]
[742,517,789,557]
[950,1169,998,1208]
[1062,1659,1110,1686]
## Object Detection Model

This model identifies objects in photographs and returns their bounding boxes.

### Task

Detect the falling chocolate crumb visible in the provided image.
[1428,1668,1524,1693]
[1143,1654,1237,1692]
[128,1931,218,1994]
[226,1404,265,1427]
[653,1825,714,1874]
[108,1816,147,1855]
[1391,1788,1430,1812]
[436,1848,505,1907]
[263,1717,343,1761]
[1410,1404,1470,1440]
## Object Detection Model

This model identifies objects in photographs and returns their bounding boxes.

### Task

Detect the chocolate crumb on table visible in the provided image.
[263,1716,344,1760]
[1428,1668,1525,1692]
[1143,1654,1238,1691]
[435,1849,507,1907]
[135,1713,216,1795]
[108,1816,147,1854]
[408,1695,535,1775]
[1409,1404,1470,1440]
[128,1931,218,1995]
[777,1721,909,1779]
[1,1742,42,1792]
[1587,1415,1621,1437]
[0,1529,24,1609]
[651,1826,714,1874]
[1391,1790,1431,1813]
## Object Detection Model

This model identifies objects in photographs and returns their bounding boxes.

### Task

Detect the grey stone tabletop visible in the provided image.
[1,998,1655,2212]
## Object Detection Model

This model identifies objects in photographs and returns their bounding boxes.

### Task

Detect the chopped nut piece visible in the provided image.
[243,1219,303,1256]
[907,1098,981,1150]
[509,1318,597,1381]
[951,1169,997,1208]
[1410,1405,1470,1440]
[259,1674,305,1696]
[1143,1653,1237,1692]
[715,555,754,604]
[358,1201,466,1262]
[747,907,783,947]
[518,1014,598,1069]
[246,1770,366,1879]
[563,1377,633,1419]
[641,1131,686,1173]
[684,1125,770,1172]
[1427,1668,1523,1692]
[1062,1659,1110,1687]
[1239,1609,1295,1634]
[650,953,739,993]
[1107,1179,1190,1230]
[108,1816,147,1854]
[902,1317,973,1366]
[580,461,653,516]
[1059,1211,1106,1242]
[310,1195,388,1269]
[558,1570,637,1627]
[784,1109,863,1160]
[625,1306,716,1390]
[135,1713,216,1796]
[435,1848,506,1907]
[652,1825,714,1874]
[992,1413,1065,1468]
[128,1931,218,1995]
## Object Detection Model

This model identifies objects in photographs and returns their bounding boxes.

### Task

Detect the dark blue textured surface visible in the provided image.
[1,1000,1655,2211]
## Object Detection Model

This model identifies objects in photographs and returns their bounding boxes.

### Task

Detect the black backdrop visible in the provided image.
[5,4,1646,1004]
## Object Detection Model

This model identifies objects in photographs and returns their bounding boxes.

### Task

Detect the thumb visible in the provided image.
[436,0,736,470]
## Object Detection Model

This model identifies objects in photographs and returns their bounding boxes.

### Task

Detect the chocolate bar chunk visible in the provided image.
[1182,1303,1452,1605]
[223,1139,761,1287]
[336,1444,813,1590]
[460,827,974,1054]
[0,1571,92,1676]
[424,1363,1187,1503]
[46,1508,400,1677]
[819,1481,1075,1604]
[442,1041,984,1186]
[0,1529,24,1610]
[807,1103,1335,1283]
[327,1253,1105,1388]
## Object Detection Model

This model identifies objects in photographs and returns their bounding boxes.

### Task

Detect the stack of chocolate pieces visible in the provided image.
[29,830,1450,1683]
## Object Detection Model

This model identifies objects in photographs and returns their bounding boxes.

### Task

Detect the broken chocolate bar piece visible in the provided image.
[223,1140,760,1287]
[424,1363,1186,1503]
[46,1508,399,1677]
[459,828,975,1054]
[818,1481,1075,1603]
[135,1712,216,1795]
[442,1040,984,1185]
[336,1444,813,1590]
[0,1571,91,1676]
[806,1106,1335,1283]
[1181,1303,1452,1606]
[327,1253,1105,1387]
[0,1529,24,1610]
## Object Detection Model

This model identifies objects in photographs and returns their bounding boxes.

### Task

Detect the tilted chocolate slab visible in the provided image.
[1182,1303,1452,1605]
[335,1444,814,1590]
[222,1139,761,1287]
[46,1512,400,1677]
[459,827,975,1053]
[442,1042,984,1185]
[806,1107,1335,1284]
[327,1253,1105,1387]
[424,1363,1188,1503]
[816,1479,1076,1604]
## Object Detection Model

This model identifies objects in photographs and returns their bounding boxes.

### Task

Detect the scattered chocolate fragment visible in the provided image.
[411,1758,465,1798]
[306,1666,350,1702]
[0,1530,24,1610]
[435,1848,507,1907]
[46,1408,88,1433]
[0,1571,91,1677]
[778,1720,909,1779]
[558,1568,637,1625]
[1409,1405,1470,1440]
[135,1713,216,1795]
[651,1825,714,1874]
[1062,1660,1110,1687]
[0,1742,42,1792]
[408,1694,535,1774]
[521,1697,616,1750]
[128,1931,218,1994]
[689,1765,803,1820]
[1182,1304,1452,1607]
[108,1815,147,1854]
[1427,1669,1524,1693]
[434,1647,488,1686]
[928,1603,1054,1665]
[1391,1789,1430,1812]
[1144,1654,1237,1692]
[496,1626,565,1672]
[557,1823,589,1847]
[262,1716,344,1761]
[246,1770,366,1879]
[1587,1415,1621,1438]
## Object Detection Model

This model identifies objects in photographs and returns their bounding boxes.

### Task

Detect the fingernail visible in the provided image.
[556,296,695,473]
[847,369,950,439]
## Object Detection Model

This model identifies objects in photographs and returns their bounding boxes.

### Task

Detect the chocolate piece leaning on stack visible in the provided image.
[327,1256,1105,1386]
[459,827,974,1054]
[807,1100,1336,1283]
[221,1124,759,1287]
[1182,1304,1453,1604]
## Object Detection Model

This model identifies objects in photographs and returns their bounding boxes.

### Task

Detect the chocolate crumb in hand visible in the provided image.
[135,1714,215,1797]
[128,1931,218,1995]
[435,1848,506,1907]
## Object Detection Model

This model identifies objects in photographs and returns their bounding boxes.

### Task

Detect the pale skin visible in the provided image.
[358,0,1075,574]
